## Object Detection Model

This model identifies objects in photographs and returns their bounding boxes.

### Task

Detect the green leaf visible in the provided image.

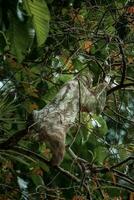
[118,145,131,160]
[92,115,108,136]
[57,74,73,83]
[0,152,30,166]
[23,0,50,46]
[31,174,44,186]
[0,96,23,133]
[8,16,32,62]
[94,146,107,164]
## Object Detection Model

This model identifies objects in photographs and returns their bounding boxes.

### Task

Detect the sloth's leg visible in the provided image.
[50,139,65,166]
[39,128,65,166]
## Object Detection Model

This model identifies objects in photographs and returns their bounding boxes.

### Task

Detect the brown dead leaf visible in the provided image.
[70,11,84,23]
[43,148,51,159]
[127,7,134,14]
[2,160,13,169]
[5,172,13,184]
[30,103,38,111]
[82,40,92,53]
[129,192,134,200]
[32,167,43,176]
[127,56,134,64]
[61,55,74,71]
[72,195,85,200]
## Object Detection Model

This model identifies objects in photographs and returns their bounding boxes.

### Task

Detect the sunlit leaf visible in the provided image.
[23,0,50,46]
[94,146,107,164]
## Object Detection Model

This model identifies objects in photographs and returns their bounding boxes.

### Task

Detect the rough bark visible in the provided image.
[33,72,107,166]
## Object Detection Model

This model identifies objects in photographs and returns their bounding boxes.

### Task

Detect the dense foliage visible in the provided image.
[0,0,134,199]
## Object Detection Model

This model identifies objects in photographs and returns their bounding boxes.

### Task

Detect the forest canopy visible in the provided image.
[0,0,134,199]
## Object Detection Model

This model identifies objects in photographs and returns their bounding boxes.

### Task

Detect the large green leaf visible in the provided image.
[23,0,50,46]
[92,115,108,136]
[94,146,107,164]
[86,114,108,137]
[8,16,32,62]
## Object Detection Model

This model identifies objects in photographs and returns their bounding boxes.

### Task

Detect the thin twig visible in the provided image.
[116,38,127,85]
[113,169,134,184]
[107,107,134,124]
[110,156,134,170]
[114,172,134,186]
[95,156,134,173]
[99,179,134,192]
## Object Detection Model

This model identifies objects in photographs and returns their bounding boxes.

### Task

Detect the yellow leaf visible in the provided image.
[127,56,134,64]
[60,55,74,71]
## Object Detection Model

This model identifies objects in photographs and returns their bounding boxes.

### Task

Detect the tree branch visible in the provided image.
[0,114,34,149]
[107,82,134,95]
[110,156,134,170]
[0,128,28,149]
[6,146,92,199]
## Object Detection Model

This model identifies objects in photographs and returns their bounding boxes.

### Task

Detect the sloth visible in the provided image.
[33,72,107,166]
